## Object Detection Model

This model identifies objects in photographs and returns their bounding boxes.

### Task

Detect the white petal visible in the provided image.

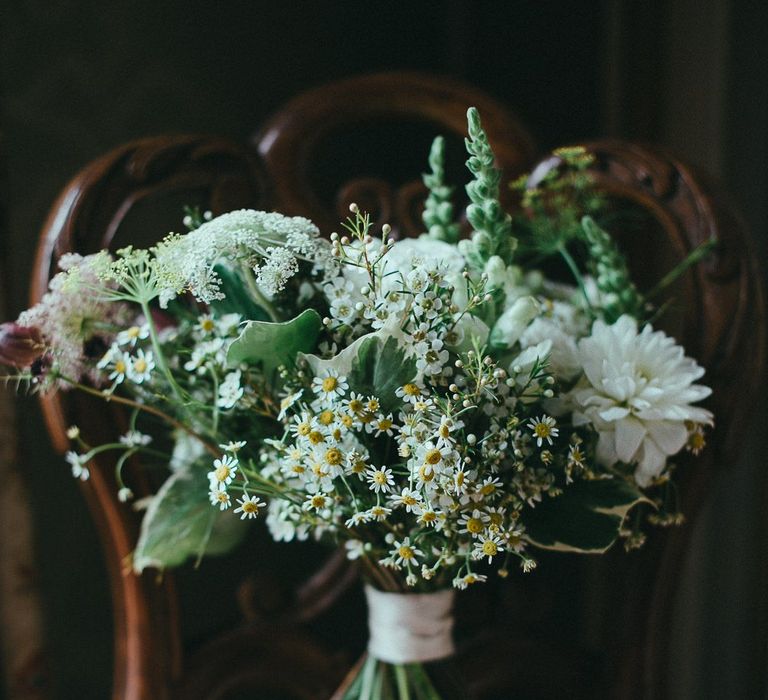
[645,420,688,456]
[615,417,647,463]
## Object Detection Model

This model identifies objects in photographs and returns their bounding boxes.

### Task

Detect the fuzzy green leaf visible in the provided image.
[524,478,649,554]
[133,470,248,573]
[227,309,322,375]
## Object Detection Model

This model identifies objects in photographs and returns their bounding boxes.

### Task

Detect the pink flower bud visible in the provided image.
[0,323,44,368]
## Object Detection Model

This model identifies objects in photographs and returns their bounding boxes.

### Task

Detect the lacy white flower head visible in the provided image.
[570,315,713,486]
[152,209,326,306]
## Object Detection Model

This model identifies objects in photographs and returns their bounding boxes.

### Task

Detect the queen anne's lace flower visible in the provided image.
[570,315,713,486]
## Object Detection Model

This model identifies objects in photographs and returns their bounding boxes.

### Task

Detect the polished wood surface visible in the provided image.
[30,73,765,699]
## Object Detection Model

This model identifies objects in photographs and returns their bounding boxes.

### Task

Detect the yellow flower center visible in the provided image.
[311,495,325,508]
[424,448,442,465]
[127,326,140,338]
[324,448,343,466]
[215,465,231,482]
[318,410,334,425]
[534,423,552,439]
[373,471,387,485]
[242,501,259,514]
[215,491,229,503]
[403,383,420,396]
[200,318,215,332]
[481,482,496,496]
[359,411,375,425]
[297,422,311,436]
[398,545,415,560]
[377,418,393,432]
[420,511,437,523]
[402,495,417,506]
[341,414,354,428]
[308,430,325,445]
[419,465,435,482]
[114,360,126,374]
[466,517,484,534]
[351,459,366,474]
[348,399,364,413]
[482,540,498,557]
[290,464,306,475]
[133,359,147,374]
[489,512,503,527]
[366,398,380,412]
[439,424,451,438]
[321,376,338,392]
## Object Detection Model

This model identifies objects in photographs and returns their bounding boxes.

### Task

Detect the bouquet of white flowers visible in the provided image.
[1,108,713,699]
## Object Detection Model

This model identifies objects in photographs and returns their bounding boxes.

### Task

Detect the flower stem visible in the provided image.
[61,376,220,458]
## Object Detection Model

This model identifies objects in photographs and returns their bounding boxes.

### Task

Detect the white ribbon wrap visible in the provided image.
[365,585,455,664]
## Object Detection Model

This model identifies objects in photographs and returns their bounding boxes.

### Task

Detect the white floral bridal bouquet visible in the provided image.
[1,109,714,699]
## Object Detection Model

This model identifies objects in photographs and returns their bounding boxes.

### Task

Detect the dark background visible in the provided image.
[1,1,766,698]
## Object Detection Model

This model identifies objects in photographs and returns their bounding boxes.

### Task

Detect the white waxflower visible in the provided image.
[119,430,152,448]
[571,315,713,486]
[217,370,244,409]
[65,451,90,481]
[344,539,366,560]
[414,337,449,376]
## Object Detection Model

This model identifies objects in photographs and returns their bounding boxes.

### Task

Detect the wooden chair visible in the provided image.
[31,72,764,699]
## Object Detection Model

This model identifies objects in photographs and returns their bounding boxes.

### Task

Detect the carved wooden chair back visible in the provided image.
[31,73,764,699]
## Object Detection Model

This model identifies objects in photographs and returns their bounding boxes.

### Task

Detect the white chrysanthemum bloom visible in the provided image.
[571,315,713,486]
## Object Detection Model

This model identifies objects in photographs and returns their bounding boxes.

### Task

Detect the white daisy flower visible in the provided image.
[127,349,155,384]
[473,533,505,563]
[107,351,131,384]
[388,537,424,568]
[365,466,395,494]
[209,488,232,511]
[219,440,247,453]
[208,455,238,488]
[311,369,348,405]
[234,493,266,519]
[117,323,150,348]
[527,415,559,447]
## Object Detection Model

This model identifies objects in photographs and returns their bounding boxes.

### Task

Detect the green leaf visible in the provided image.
[347,335,418,413]
[209,264,270,321]
[524,478,650,554]
[227,309,322,376]
[133,470,248,573]
[301,329,417,414]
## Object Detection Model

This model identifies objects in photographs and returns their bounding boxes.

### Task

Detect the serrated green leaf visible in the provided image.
[133,470,248,573]
[227,309,322,376]
[524,478,650,554]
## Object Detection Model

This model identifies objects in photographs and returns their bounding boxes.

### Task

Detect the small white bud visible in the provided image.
[354,302,365,311]
[349,202,359,213]
[341,236,350,245]
[544,389,554,398]
[382,223,391,235]
[330,231,339,241]
[454,360,463,368]
[466,434,477,445]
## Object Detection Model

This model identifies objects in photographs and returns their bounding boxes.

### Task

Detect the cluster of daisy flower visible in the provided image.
[0,108,715,589]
